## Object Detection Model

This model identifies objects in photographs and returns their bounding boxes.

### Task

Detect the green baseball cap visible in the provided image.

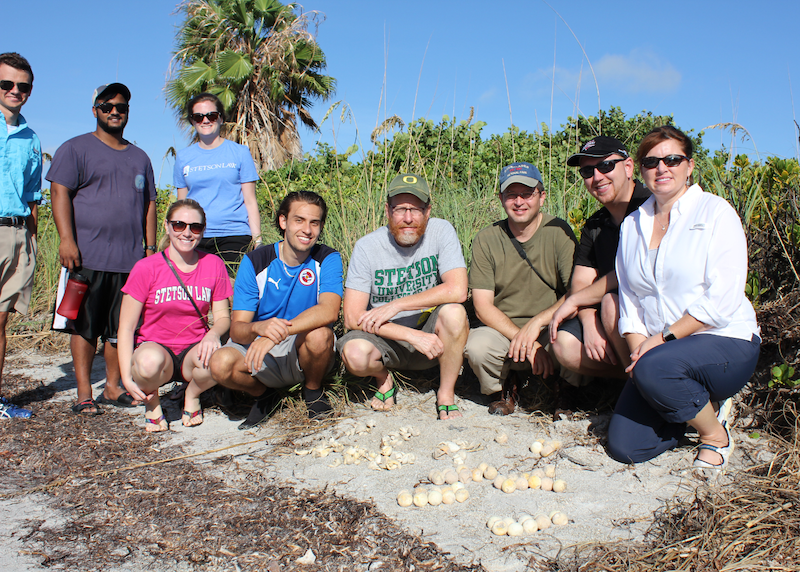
[387,173,431,203]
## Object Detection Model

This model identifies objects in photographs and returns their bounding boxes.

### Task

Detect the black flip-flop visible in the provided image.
[96,391,139,408]
[71,398,103,416]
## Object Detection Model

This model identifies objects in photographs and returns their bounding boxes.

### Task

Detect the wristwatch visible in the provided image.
[662,325,677,342]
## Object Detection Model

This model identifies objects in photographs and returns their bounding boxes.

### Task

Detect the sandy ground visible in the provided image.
[0,349,771,571]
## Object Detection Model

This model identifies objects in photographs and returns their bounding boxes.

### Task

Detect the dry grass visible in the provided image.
[543,404,799,571]
[0,380,484,571]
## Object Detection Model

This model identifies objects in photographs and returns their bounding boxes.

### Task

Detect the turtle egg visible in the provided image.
[553,479,567,493]
[501,479,517,494]
[535,514,551,530]
[427,489,443,506]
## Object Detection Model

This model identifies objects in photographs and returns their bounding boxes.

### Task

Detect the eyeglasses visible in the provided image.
[94,102,129,114]
[191,112,221,123]
[391,206,426,218]
[578,159,624,179]
[168,220,205,234]
[502,189,541,201]
[0,80,32,94]
[641,154,690,169]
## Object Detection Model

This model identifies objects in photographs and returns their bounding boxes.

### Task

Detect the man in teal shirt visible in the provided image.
[0,52,41,419]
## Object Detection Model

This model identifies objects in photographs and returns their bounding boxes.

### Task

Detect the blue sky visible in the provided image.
[6,1,800,187]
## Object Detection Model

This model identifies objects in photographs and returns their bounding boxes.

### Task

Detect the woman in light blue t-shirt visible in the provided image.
[174,93,261,269]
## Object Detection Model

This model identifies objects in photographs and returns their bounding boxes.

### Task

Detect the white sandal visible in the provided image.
[693,422,734,470]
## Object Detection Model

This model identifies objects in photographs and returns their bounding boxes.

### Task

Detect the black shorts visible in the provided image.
[57,268,128,343]
[557,316,583,343]
[198,235,251,273]
[139,342,196,384]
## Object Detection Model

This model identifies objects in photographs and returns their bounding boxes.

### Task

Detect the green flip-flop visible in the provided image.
[437,403,460,420]
[372,385,397,410]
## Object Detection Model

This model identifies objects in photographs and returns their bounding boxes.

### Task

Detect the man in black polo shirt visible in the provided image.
[549,136,650,378]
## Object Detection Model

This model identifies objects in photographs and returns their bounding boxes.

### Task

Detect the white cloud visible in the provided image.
[525,49,681,100]
[593,49,681,93]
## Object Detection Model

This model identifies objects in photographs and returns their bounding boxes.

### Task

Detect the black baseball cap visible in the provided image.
[567,136,629,167]
[92,82,131,104]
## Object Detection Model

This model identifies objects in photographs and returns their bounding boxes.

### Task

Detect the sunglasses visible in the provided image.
[191,112,221,123]
[578,158,625,179]
[502,189,541,201]
[641,154,690,169]
[0,80,32,94]
[94,102,129,114]
[168,220,205,234]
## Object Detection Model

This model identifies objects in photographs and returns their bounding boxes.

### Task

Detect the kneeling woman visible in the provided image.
[609,126,760,470]
[118,199,233,431]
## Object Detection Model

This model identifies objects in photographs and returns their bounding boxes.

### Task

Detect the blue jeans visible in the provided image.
[607,333,760,464]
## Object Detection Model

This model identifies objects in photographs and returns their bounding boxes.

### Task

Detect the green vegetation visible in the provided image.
[770,363,798,388]
[166,0,335,171]
[11,106,800,378]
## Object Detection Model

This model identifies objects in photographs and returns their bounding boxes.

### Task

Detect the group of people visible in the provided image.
[0,52,760,470]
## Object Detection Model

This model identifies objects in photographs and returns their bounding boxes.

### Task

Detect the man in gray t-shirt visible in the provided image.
[47,83,156,416]
[337,173,468,420]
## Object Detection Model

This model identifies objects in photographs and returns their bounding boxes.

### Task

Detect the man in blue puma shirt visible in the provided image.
[210,191,343,428]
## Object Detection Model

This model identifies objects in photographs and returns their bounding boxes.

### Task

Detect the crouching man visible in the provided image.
[209,191,343,429]
[337,174,468,420]
[465,162,576,414]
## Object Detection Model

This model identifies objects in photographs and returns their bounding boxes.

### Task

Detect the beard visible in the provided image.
[389,216,428,247]
[97,114,128,135]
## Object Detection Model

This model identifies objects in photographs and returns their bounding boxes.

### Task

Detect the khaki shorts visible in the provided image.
[225,335,305,388]
[336,305,445,371]
[0,225,36,314]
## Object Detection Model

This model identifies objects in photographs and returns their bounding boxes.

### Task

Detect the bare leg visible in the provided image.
[101,341,137,402]
[131,342,173,432]
[688,402,729,465]
[434,304,468,420]
[209,347,264,395]
[601,293,631,371]
[552,329,626,378]
[339,338,395,411]
[183,346,217,427]
[296,327,335,391]
[71,334,99,413]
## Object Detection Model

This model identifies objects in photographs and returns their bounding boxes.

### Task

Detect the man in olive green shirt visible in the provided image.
[465,162,576,414]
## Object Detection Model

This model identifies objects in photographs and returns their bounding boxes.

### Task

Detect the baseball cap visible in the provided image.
[387,173,431,203]
[499,162,543,193]
[567,136,629,166]
[92,82,131,104]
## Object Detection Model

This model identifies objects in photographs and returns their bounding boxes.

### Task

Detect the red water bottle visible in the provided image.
[57,272,90,320]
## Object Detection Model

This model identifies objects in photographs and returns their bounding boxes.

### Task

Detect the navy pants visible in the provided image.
[607,334,760,464]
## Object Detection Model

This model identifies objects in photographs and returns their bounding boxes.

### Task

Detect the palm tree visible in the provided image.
[166,0,335,171]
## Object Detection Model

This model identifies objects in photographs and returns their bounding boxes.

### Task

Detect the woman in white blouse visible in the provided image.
[608,125,760,470]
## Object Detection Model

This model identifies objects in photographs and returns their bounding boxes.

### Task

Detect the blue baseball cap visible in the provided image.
[499,162,543,192]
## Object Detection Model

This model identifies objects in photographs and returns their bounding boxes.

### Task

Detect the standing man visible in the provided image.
[48,83,157,415]
[209,191,343,429]
[0,53,41,420]
[337,173,468,421]
[549,136,650,377]
[465,162,576,415]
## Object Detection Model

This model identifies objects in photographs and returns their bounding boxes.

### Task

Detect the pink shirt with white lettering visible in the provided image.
[121,251,232,353]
